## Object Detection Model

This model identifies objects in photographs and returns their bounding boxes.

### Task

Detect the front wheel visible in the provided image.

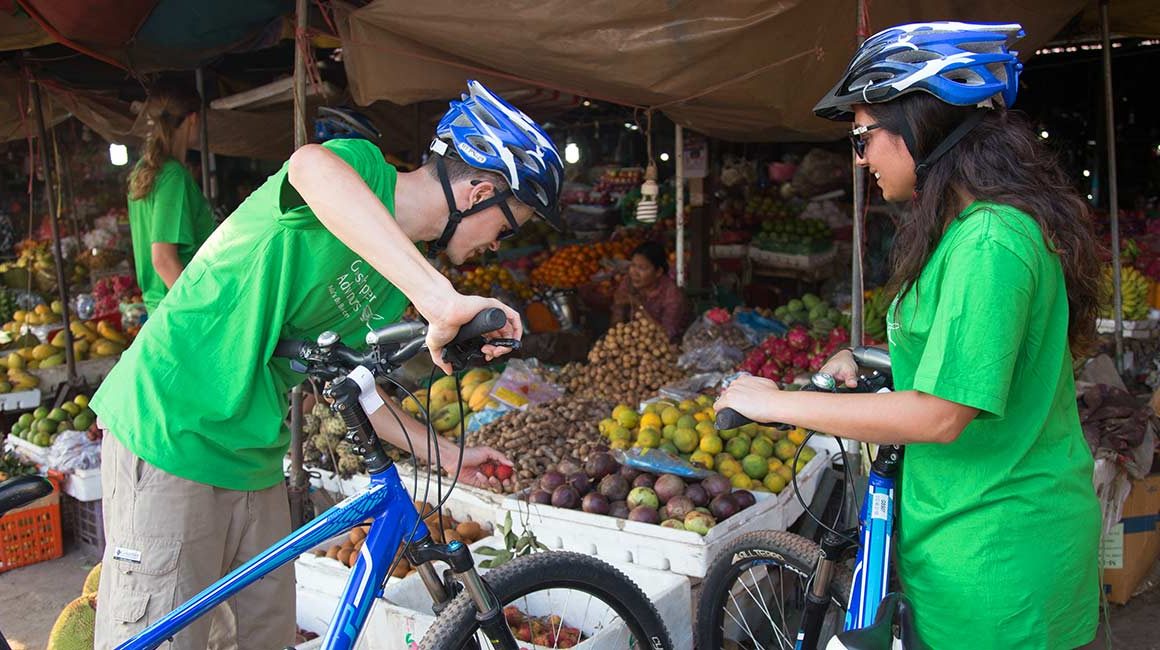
[696,531,852,650]
[421,551,672,650]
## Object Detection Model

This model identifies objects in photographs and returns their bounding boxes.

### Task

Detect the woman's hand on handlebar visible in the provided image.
[424,293,523,374]
[448,446,514,489]
[713,375,781,425]
[820,348,860,389]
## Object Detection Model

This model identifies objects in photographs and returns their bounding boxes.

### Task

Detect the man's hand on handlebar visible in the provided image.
[425,294,523,374]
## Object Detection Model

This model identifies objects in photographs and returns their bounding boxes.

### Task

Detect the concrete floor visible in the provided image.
[2,544,1158,649]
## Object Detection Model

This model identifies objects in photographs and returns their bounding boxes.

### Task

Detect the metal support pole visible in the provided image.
[849,0,869,346]
[30,77,78,386]
[675,124,685,288]
[195,68,212,202]
[289,0,310,528]
[1101,0,1123,373]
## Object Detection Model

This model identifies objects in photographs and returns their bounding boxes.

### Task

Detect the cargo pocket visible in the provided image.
[105,535,181,627]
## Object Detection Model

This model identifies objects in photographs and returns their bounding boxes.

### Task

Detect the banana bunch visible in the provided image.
[399,369,501,436]
[863,287,896,343]
[1100,265,1152,321]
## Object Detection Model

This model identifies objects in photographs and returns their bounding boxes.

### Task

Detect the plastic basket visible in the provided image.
[0,476,63,573]
[62,493,105,558]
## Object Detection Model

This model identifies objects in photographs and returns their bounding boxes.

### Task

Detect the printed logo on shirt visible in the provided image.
[327,259,385,328]
[886,293,901,346]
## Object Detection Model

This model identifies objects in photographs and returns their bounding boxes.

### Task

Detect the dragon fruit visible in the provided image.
[782,371,798,384]
[792,352,810,371]
[772,344,794,367]
[705,307,732,325]
[787,326,811,351]
[809,354,828,372]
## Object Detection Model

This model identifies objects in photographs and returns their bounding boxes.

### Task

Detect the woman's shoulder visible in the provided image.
[949,201,1048,259]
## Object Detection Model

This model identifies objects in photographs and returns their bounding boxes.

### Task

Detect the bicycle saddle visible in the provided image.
[0,475,53,518]
[826,593,929,650]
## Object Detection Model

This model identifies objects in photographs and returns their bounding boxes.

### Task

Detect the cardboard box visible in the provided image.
[1100,474,1160,604]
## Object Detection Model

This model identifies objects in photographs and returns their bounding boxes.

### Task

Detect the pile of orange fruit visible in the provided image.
[454,265,533,300]
[530,237,644,289]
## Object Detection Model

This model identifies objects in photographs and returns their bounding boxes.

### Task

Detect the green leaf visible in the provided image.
[475,547,500,556]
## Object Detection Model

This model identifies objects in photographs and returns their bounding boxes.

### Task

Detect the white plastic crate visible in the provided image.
[364,537,693,650]
[295,490,500,636]
[498,439,831,578]
[748,246,837,271]
[4,434,49,466]
[64,467,102,502]
[0,389,42,411]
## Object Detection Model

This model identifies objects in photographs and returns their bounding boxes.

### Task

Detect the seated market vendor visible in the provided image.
[611,241,691,341]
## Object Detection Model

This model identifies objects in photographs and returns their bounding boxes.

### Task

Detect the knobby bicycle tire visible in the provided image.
[696,530,853,650]
[420,551,672,650]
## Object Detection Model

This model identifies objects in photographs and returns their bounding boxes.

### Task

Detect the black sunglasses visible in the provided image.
[496,200,521,242]
[848,123,881,158]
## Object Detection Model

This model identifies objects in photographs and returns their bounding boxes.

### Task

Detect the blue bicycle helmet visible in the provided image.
[314,106,382,142]
[425,80,565,257]
[814,22,1024,122]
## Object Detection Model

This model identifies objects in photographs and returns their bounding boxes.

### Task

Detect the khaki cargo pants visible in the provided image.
[95,432,296,649]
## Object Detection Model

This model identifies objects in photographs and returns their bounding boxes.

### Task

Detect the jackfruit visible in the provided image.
[82,563,101,596]
[46,594,96,650]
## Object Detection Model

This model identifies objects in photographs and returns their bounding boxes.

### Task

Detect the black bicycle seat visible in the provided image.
[827,592,928,650]
[0,475,53,518]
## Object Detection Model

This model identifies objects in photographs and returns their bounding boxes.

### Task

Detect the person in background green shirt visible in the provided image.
[717,23,1103,649]
[126,82,215,312]
[91,81,566,649]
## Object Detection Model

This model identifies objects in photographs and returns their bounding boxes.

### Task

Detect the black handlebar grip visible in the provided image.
[274,339,307,360]
[716,408,753,430]
[450,308,507,345]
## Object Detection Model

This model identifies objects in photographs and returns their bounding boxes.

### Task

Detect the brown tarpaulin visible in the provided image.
[340,0,1089,142]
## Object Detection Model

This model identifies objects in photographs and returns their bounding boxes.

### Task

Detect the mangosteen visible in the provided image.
[701,474,732,499]
[550,485,580,509]
[528,489,552,505]
[598,474,630,501]
[584,452,619,481]
[709,494,739,521]
[653,474,687,504]
[664,495,695,520]
[626,486,659,510]
[733,490,757,510]
[632,474,656,489]
[627,506,661,524]
[685,483,710,507]
[619,464,642,483]
[540,470,566,492]
[608,500,630,519]
[581,492,610,515]
[565,471,591,495]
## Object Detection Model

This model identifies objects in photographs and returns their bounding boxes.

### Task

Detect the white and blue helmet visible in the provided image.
[814,22,1025,121]
[432,80,565,229]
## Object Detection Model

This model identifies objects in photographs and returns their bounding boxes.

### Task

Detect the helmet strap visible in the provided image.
[911,109,988,191]
[426,153,517,259]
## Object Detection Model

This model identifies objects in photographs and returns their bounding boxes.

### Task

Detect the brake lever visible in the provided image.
[441,337,521,372]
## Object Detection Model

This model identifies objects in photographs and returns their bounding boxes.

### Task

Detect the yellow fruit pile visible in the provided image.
[400,368,500,436]
[0,319,130,390]
[454,265,533,300]
[3,302,63,330]
[1101,265,1152,321]
[7,395,94,447]
[530,237,643,289]
[598,396,818,494]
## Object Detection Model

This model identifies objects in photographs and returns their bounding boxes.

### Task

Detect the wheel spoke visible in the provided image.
[740,568,792,650]
[726,589,766,650]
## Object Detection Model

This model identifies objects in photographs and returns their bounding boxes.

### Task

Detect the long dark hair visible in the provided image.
[868,93,1101,357]
[632,241,670,274]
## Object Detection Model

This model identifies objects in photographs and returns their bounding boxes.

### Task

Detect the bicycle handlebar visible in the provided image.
[273,308,513,377]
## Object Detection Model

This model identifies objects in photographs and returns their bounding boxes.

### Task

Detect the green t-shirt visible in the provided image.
[886,202,1099,649]
[93,139,411,491]
[127,159,216,311]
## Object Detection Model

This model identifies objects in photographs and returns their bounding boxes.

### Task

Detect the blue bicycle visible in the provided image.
[110,309,672,650]
[697,347,926,650]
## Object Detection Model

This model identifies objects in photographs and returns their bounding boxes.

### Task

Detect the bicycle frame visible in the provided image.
[116,464,427,650]
[844,446,901,631]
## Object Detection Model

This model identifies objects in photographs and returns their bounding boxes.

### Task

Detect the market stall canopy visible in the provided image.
[11,0,291,72]
[0,69,66,142]
[1062,0,1160,40]
[340,0,1089,142]
[0,4,51,51]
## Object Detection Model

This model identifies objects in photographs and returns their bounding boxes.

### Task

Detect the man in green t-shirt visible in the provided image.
[91,81,566,650]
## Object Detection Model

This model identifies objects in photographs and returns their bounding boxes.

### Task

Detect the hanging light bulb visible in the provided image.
[564,142,581,164]
[109,143,128,166]
[635,111,659,223]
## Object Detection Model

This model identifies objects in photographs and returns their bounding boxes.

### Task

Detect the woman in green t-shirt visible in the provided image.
[126,82,215,312]
[717,23,1103,649]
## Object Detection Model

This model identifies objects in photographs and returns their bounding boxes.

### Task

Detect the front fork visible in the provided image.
[328,372,517,649]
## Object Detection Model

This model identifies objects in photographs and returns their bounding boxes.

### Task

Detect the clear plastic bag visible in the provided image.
[46,430,102,471]
[489,358,565,410]
[678,339,745,373]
